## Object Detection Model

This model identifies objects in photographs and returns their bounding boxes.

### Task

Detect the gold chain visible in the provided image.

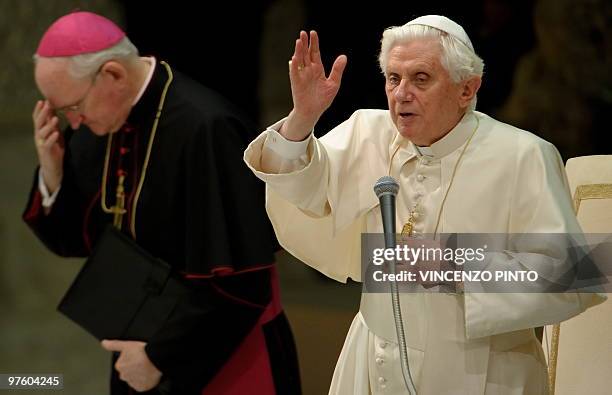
[100,61,174,238]
[389,114,480,238]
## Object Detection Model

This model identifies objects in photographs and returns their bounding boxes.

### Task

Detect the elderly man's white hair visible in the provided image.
[34,36,139,80]
[378,15,485,111]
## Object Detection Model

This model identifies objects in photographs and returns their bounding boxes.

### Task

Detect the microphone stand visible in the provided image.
[374,176,417,395]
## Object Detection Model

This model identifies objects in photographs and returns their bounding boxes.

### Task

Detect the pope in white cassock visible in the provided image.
[244,15,605,394]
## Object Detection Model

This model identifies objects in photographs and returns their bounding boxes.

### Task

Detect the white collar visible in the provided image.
[132,56,156,105]
[410,111,478,160]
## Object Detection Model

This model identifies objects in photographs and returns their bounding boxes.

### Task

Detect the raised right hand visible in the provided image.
[32,100,64,194]
[280,30,347,141]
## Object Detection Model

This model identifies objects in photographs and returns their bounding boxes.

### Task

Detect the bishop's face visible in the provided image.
[35,58,130,135]
[384,39,467,146]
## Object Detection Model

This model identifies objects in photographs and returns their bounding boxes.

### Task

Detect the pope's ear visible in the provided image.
[459,76,481,109]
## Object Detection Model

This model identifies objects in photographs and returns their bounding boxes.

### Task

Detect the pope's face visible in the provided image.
[385,39,468,146]
[35,58,129,135]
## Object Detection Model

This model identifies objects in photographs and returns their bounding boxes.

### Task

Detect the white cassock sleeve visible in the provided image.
[249,119,332,218]
[463,139,606,339]
[245,112,389,282]
[245,118,354,281]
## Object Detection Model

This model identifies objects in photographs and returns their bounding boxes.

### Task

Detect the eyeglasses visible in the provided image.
[53,70,100,122]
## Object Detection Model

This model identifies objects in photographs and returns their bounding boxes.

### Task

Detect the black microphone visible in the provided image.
[373,176,399,249]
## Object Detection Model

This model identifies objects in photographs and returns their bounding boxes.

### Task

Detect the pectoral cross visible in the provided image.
[402,218,414,236]
[401,203,419,236]
[112,174,127,229]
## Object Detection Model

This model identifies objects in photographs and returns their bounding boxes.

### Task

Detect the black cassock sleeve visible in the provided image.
[23,134,91,257]
[178,111,279,276]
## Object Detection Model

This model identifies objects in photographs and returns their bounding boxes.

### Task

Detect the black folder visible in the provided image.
[57,225,187,341]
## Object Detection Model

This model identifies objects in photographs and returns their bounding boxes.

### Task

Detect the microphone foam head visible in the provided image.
[373,176,399,198]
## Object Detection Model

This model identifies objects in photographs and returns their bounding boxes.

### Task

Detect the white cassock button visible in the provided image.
[417,174,425,182]
[376,357,384,365]
[379,341,387,349]
[378,377,387,385]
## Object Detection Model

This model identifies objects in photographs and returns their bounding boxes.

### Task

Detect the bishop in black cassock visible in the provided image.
[24,11,300,395]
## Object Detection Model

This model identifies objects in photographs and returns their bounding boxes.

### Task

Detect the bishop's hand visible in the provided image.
[32,100,64,194]
[281,30,347,142]
[102,339,162,392]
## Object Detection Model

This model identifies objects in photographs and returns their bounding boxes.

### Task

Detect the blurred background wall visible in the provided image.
[1,0,610,394]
